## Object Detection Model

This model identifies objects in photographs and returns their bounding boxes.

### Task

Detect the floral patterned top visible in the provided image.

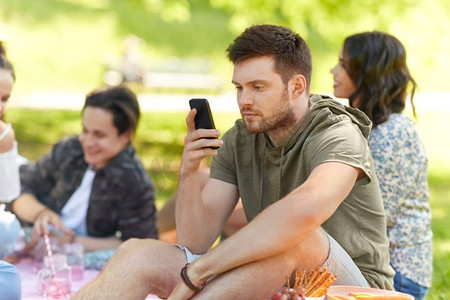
[369,113,432,287]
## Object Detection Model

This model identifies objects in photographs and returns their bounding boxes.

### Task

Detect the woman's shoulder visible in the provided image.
[372,114,417,139]
[370,113,424,153]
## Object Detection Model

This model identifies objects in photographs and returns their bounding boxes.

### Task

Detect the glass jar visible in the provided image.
[63,243,85,281]
[37,253,72,298]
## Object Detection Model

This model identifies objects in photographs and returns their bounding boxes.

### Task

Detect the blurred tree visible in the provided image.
[0,0,448,91]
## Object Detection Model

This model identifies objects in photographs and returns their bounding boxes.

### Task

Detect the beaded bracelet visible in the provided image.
[180,263,206,293]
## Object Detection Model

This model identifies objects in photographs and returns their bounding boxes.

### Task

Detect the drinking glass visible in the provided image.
[63,243,85,281]
[37,253,72,298]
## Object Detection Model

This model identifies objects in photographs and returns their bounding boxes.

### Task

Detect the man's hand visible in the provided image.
[32,208,73,238]
[167,279,197,300]
[180,109,222,175]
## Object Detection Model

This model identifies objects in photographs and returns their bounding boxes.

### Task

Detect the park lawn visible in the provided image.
[7,108,450,299]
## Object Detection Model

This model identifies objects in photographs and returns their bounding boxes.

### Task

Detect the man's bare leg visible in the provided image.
[192,227,330,300]
[73,239,186,300]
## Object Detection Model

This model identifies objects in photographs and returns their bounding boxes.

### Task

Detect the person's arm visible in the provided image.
[157,193,177,234]
[0,122,14,153]
[12,193,72,236]
[157,168,211,235]
[176,109,236,252]
[73,235,122,251]
[170,161,361,299]
[0,122,20,203]
[13,139,74,237]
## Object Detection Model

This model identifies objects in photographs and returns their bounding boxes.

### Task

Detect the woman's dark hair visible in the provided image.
[226,24,312,91]
[83,85,140,135]
[0,41,15,81]
[342,31,416,127]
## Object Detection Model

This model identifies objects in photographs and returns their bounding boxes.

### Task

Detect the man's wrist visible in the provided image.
[33,207,49,222]
[180,263,207,293]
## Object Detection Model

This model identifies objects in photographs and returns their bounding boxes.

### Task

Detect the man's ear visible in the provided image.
[289,75,307,98]
[120,129,134,142]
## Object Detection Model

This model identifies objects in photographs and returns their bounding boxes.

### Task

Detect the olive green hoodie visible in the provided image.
[211,94,394,289]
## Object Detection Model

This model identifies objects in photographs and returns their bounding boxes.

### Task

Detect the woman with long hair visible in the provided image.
[331,31,432,299]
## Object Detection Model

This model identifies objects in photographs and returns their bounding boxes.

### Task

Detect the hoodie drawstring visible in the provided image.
[278,147,285,200]
[258,147,265,212]
[258,146,285,212]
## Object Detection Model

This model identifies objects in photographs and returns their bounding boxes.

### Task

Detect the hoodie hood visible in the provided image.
[308,94,372,139]
[256,94,372,211]
[211,93,374,220]
[263,94,372,158]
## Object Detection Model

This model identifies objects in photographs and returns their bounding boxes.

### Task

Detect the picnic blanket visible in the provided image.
[15,257,161,299]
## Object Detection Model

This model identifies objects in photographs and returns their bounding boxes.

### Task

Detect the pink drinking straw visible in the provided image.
[43,234,56,277]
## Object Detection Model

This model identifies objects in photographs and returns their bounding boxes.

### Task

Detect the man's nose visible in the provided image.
[238,90,253,107]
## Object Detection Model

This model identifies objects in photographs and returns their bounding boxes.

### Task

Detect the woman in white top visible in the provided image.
[0,41,22,300]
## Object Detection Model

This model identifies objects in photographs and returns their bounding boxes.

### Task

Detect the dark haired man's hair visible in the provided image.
[226,24,312,91]
[83,85,140,135]
[343,31,416,126]
[0,41,15,81]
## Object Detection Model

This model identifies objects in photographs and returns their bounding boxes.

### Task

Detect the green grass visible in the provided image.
[6,107,450,298]
[427,170,450,299]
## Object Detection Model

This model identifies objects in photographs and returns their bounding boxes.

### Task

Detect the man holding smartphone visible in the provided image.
[74,24,394,299]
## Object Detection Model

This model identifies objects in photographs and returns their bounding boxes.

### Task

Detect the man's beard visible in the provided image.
[242,89,296,135]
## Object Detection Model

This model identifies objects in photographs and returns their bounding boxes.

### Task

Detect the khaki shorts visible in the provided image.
[321,234,370,287]
[174,244,203,264]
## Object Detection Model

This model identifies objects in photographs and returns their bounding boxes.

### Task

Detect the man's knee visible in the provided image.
[116,238,162,261]
[291,227,330,270]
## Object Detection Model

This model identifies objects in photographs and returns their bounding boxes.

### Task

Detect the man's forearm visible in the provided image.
[175,171,220,252]
[188,162,358,284]
[187,194,316,286]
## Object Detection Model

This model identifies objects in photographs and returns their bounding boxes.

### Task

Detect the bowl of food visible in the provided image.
[326,285,414,299]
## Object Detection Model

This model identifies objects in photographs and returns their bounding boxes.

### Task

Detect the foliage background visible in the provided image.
[1,0,449,298]
[1,0,449,93]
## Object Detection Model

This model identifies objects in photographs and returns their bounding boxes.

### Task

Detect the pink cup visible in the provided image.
[37,254,72,298]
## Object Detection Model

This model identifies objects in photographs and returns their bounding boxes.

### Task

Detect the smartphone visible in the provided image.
[189,98,219,149]
[189,98,216,130]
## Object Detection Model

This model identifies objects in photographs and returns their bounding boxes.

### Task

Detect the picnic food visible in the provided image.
[271,268,337,299]
[271,286,306,300]
[327,293,411,300]
[326,286,414,300]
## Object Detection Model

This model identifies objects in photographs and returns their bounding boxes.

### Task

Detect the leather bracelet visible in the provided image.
[180,263,206,293]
